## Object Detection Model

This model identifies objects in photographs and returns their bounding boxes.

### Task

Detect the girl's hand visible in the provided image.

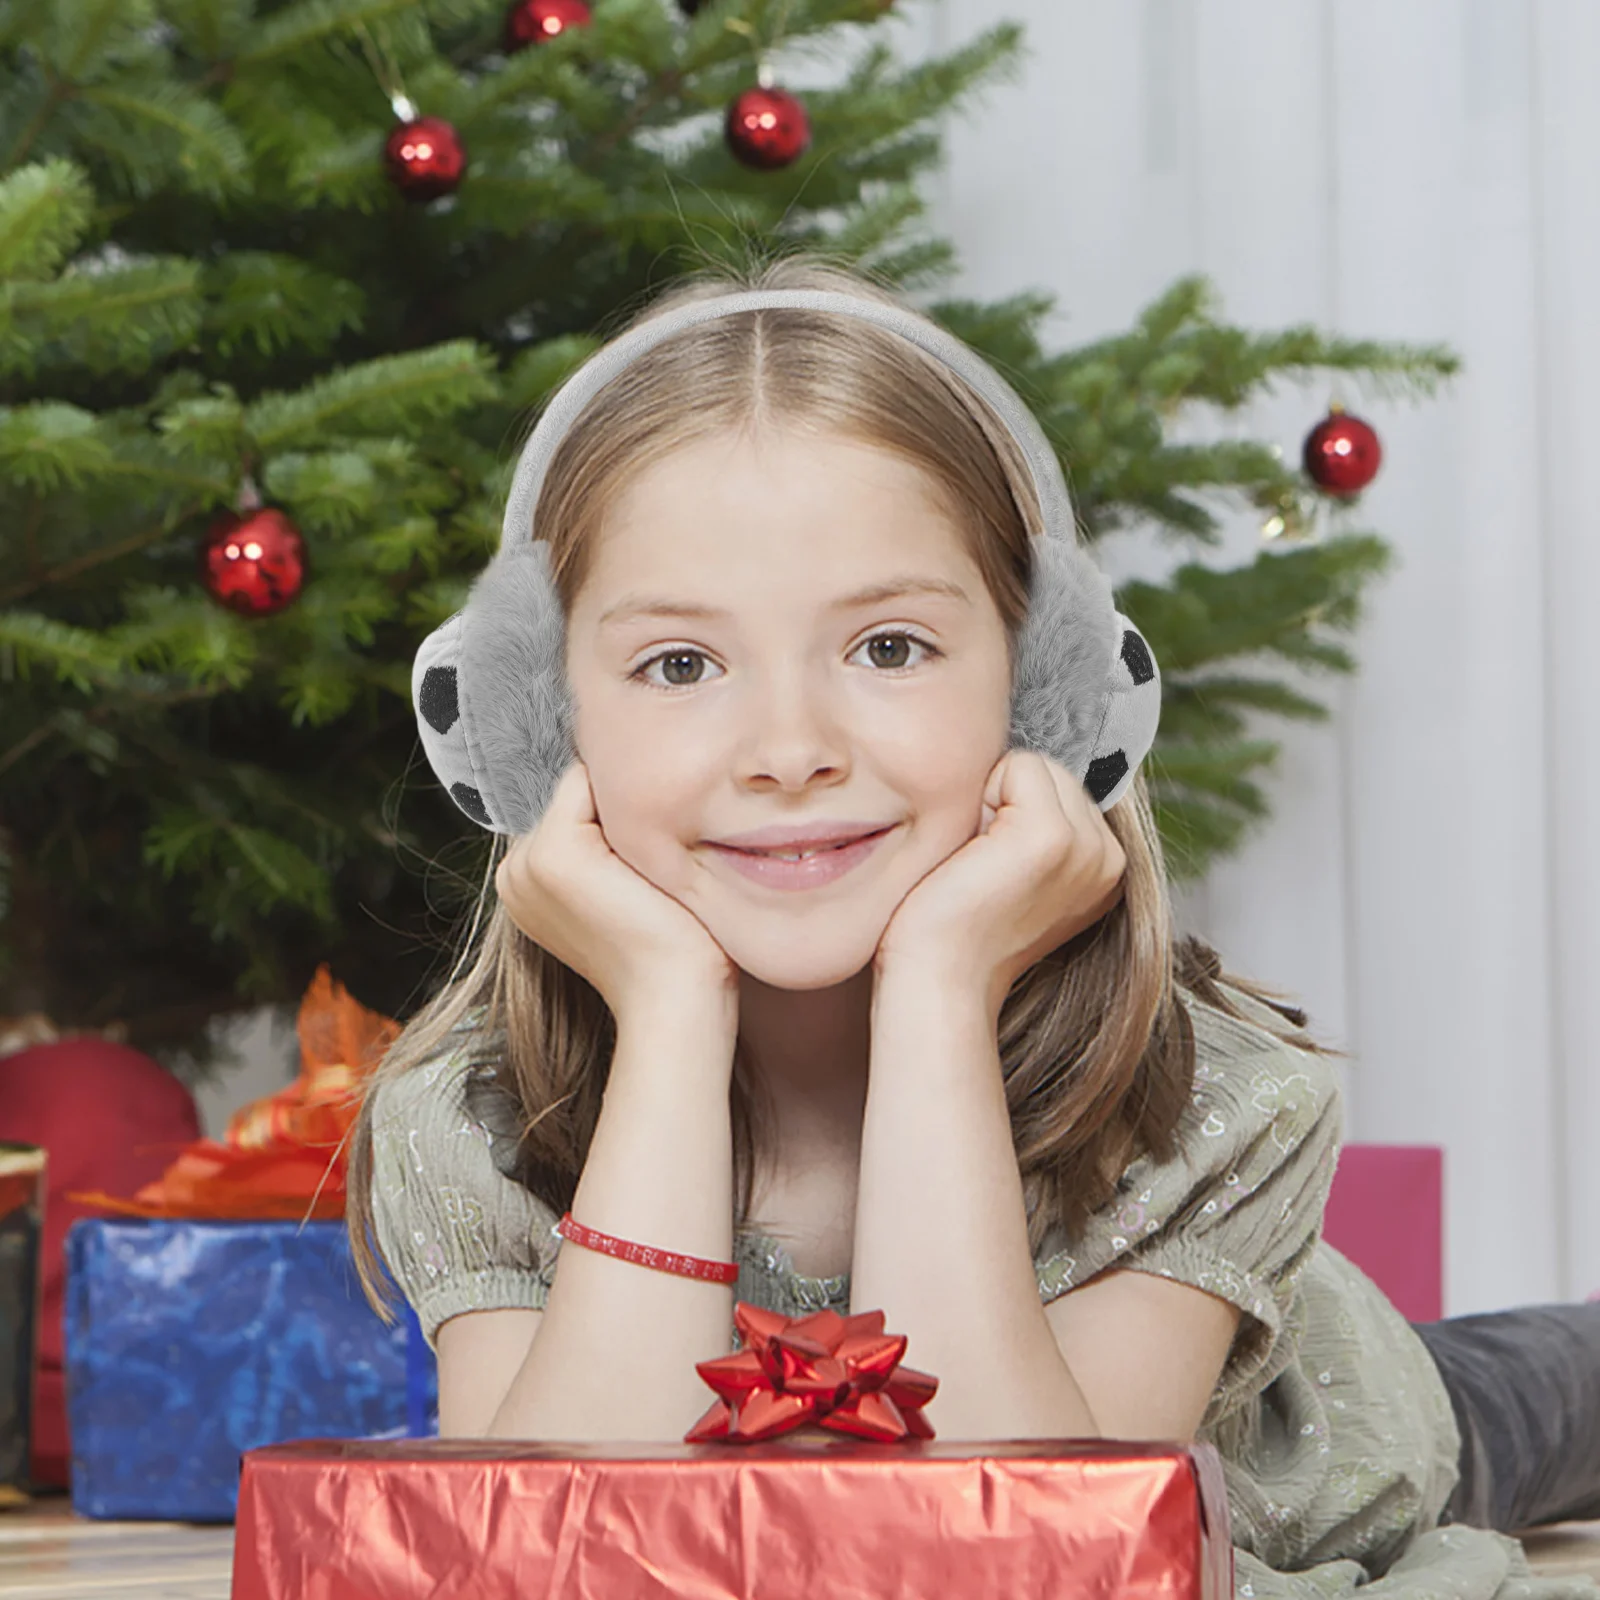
[871,750,1127,1018]
[495,761,739,1023]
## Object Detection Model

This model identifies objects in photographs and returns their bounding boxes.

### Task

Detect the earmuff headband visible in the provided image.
[500,289,1076,554]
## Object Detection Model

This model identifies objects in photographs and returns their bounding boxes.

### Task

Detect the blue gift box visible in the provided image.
[64,1217,437,1521]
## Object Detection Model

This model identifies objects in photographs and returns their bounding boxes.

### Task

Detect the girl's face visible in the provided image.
[563,427,1014,991]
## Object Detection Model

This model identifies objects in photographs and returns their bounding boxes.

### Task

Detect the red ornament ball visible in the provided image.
[1303,408,1382,496]
[725,86,811,171]
[384,116,467,201]
[505,0,591,50]
[198,508,307,617]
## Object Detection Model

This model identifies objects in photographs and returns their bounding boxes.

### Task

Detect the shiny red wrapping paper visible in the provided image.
[233,1435,1233,1600]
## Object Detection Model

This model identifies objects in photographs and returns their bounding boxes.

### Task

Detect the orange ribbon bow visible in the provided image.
[68,965,399,1221]
[685,1301,939,1444]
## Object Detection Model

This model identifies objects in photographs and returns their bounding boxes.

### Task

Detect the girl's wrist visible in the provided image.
[617,983,736,1034]
[611,985,739,1084]
[871,962,999,1034]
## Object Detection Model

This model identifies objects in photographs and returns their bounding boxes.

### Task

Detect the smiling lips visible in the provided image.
[727,833,885,861]
[707,827,895,890]
[711,822,895,857]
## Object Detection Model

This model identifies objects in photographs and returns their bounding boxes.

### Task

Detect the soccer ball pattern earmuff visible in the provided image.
[411,289,1162,839]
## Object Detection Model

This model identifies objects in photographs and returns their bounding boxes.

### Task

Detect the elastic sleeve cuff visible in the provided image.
[1113,1237,1294,1422]
[415,1265,554,1354]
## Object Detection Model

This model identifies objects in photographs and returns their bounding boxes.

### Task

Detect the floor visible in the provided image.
[0,1497,233,1599]
[2,1492,1599,1597]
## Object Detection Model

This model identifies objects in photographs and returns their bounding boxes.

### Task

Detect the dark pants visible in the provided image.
[1411,1301,1600,1534]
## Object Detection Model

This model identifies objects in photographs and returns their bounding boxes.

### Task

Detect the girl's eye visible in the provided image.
[628,631,943,692]
[857,631,941,672]
[631,649,719,690]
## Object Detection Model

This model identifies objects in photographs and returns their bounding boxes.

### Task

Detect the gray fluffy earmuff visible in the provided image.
[412,289,1161,838]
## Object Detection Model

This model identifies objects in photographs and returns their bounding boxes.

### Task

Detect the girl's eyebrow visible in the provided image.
[598,576,971,629]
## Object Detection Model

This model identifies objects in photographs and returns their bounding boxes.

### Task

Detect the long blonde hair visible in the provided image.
[347,249,1344,1319]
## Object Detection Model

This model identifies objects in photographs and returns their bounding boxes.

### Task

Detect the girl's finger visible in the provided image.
[983,750,1009,810]
[1046,755,1096,824]
[999,748,1066,817]
[548,759,597,827]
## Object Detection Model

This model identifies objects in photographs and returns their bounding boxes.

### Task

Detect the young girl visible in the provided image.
[347,253,1600,1599]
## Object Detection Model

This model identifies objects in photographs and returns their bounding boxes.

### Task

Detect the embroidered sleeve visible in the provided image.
[1034,990,1343,1424]
[366,1038,561,1353]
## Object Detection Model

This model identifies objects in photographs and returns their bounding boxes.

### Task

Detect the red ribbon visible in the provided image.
[685,1302,939,1444]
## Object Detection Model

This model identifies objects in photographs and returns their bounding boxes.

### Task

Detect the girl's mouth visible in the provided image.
[706,827,895,891]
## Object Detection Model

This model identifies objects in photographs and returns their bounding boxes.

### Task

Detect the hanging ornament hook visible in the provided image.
[726,0,793,72]
[354,21,415,121]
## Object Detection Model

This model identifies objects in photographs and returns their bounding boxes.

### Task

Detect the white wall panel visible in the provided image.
[1532,0,1600,1306]
[895,0,1600,1311]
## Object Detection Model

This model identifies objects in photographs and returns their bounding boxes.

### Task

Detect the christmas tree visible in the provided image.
[0,0,1456,1068]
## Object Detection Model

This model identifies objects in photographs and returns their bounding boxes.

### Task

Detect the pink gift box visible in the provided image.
[1322,1144,1443,1322]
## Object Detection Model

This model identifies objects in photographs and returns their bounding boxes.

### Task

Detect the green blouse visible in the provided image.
[367,981,1597,1600]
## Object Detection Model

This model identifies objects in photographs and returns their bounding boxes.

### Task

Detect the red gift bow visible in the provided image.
[685,1302,939,1444]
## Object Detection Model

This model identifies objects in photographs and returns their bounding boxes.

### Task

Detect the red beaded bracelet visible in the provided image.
[554,1212,740,1284]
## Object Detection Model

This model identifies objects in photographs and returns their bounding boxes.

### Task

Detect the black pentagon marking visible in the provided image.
[419,665,461,735]
[1120,629,1155,686]
[1084,750,1129,804]
[450,782,492,827]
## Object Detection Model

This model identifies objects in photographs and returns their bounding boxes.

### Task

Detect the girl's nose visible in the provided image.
[740,670,850,789]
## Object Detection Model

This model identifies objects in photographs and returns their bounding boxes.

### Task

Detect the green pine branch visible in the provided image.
[244,341,499,450]
[0,254,203,379]
[0,157,94,278]
[0,607,129,689]
[198,254,367,359]
[73,78,250,198]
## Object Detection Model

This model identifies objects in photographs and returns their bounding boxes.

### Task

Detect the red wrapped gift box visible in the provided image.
[234,1435,1233,1600]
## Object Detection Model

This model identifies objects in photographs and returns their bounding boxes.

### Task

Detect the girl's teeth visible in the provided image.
[742,833,880,861]
[762,842,853,860]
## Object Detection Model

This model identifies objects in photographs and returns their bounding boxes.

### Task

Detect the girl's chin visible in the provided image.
[717,930,886,992]
[671,857,907,987]
[738,963,874,993]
